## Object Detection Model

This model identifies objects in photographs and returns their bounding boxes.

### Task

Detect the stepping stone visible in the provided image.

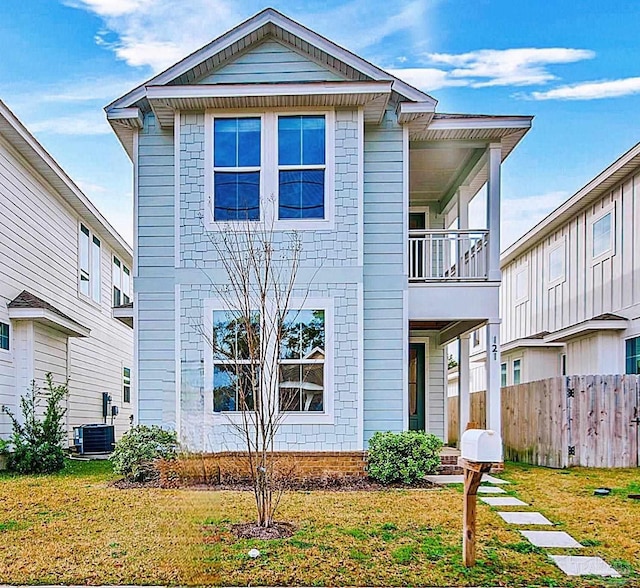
[520,530,583,548]
[550,556,620,577]
[480,496,528,507]
[425,474,509,485]
[477,486,506,494]
[498,511,553,525]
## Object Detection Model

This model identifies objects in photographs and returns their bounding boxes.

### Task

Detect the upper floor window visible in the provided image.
[123,367,131,403]
[278,115,326,219]
[0,322,9,351]
[213,117,261,221]
[548,244,565,283]
[113,256,131,307]
[625,337,640,374]
[79,223,101,303]
[592,212,612,258]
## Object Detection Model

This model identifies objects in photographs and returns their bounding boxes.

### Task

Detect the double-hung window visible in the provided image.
[123,367,131,403]
[513,359,522,385]
[213,117,261,221]
[592,212,613,258]
[79,223,101,303]
[278,115,326,219]
[625,337,640,374]
[212,310,259,411]
[0,322,9,352]
[279,309,325,412]
[113,256,131,307]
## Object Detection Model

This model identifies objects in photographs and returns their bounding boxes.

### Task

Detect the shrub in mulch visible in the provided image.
[231,521,296,539]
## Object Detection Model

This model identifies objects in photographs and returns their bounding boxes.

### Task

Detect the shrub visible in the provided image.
[5,374,68,474]
[111,425,178,482]
[367,431,443,484]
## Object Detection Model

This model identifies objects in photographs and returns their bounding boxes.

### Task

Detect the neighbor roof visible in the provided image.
[0,100,132,263]
[502,141,640,266]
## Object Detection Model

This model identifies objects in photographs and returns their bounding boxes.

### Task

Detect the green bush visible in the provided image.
[5,374,68,475]
[111,425,178,482]
[367,431,443,484]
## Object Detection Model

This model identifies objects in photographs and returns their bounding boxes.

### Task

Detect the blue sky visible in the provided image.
[2,0,640,248]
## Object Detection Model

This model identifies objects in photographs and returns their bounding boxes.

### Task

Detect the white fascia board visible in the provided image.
[501,338,564,353]
[145,81,393,99]
[544,320,628,343]
[106,107,143,128]
[428,116,533,131]
[0,101,133,262]
[7,308,90,338]
[107,8,435,111]
[502,141,640,267]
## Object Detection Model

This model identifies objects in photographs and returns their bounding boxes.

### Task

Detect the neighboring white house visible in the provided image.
[0,100,134,443]
[453,141,640,396]
[105,8,532,452]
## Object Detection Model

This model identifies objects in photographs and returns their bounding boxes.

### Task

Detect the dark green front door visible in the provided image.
[409,343,426,431]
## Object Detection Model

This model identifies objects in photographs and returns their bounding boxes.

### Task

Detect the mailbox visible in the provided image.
[461,429,502,463]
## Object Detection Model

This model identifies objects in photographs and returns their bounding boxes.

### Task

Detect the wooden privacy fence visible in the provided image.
[448,375,640,468]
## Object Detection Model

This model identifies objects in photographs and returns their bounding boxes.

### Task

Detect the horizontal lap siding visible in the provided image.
[137,114,176,427]
[363,110,405,442]
[0,135,133,440]
[196,39,345,84]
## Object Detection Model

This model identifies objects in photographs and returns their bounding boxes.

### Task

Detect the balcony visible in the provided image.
[408,229,489,282]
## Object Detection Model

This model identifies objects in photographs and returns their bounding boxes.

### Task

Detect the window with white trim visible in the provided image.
[513,359,522,385]
[0,322,9,351]
[112,256,131,307]
[500,362,507,387]
[548,244,565,283]
[279,309,325,412]
[79,223,101,303]
[592,212,612,258]
[123,367,131,403]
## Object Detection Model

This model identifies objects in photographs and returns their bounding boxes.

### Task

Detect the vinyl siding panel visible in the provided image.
[362,108,405,442]
[0,134,133,440]
[196,39,345,84]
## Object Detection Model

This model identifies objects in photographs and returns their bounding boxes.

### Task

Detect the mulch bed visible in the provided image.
[231,521,296,539]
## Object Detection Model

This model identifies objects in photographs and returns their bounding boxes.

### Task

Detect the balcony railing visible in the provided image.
[409,229,489,281]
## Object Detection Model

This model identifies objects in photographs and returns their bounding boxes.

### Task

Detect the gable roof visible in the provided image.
[502,141,640,266]
[0,100,132,263]
[106,7,436,114]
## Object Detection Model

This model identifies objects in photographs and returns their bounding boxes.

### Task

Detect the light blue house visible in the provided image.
[106,8,532,453]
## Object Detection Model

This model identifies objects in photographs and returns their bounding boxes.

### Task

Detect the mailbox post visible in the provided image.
[458,429,503,567]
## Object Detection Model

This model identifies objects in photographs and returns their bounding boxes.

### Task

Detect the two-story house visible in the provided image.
[106,8,531,454]
[0,100,134,443]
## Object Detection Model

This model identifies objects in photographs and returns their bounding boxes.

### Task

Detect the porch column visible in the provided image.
[486,144,501,281]
[485,319,502,433]
[458,334,471,445]
[457,187,470,230]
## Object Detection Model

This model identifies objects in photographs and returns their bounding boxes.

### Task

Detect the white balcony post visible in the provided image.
[486,144,501,281]
[458,334,471,445]
[485,319,502,433]
[458,187,470,231]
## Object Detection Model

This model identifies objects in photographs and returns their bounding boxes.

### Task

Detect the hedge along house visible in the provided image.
[106,8,532,455]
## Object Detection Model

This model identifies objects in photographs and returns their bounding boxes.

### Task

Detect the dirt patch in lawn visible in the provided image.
[230,521,296,539]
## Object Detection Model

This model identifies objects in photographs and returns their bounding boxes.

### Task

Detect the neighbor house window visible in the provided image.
[548,244,565,283]
[500,362,507,387]
[213,117,261,221]
[472,329,480,347]
[592,212,612,258]
[212,310,259,411]
[123,367,131,403]
[625,337,640,374]
[513,359,522,385]
[560,353,567,376]
[0,322,9,351]
[112,256,131,307]
[278,115,326,219]
[79,223,101,303]
[279,310,325,412]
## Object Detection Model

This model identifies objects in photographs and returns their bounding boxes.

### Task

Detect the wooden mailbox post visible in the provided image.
[459,429,503,567]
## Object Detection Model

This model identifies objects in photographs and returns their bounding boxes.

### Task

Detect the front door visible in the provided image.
[409,343,426,431]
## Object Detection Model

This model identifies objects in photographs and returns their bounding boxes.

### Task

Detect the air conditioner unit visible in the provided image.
[73,424,115,454]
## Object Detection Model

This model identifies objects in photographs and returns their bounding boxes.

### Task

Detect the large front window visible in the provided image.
[279,310,325,412]
[213,117,261,221]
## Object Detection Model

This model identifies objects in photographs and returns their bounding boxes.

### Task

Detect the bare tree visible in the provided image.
[196,213,314,527]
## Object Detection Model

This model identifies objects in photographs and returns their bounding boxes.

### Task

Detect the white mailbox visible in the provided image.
[461,429,503,463]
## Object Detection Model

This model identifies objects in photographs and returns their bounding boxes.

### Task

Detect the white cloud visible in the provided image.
[387,67,468,91]
[501,191,570,249]
[427,48,595,87]
[28,111,112,136]
[529,76,640,100]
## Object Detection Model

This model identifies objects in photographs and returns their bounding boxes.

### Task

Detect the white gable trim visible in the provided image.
[106,8,435,112]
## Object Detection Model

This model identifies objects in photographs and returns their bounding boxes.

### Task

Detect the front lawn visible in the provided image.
[0,460,637,586]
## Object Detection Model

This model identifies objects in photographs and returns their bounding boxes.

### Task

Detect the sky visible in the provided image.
[2,0,640,249]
